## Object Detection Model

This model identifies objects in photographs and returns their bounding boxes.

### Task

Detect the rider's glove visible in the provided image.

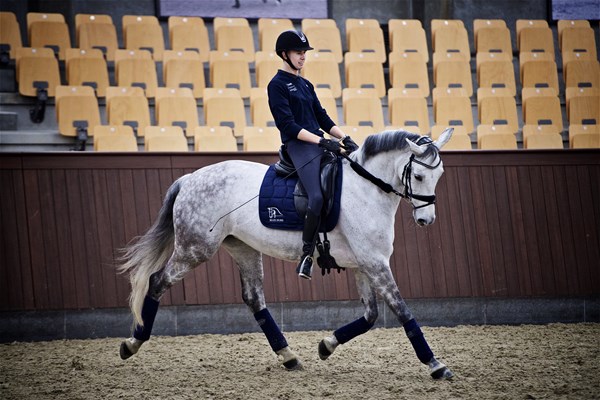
[341,136,359,153]
[318,138,342,154]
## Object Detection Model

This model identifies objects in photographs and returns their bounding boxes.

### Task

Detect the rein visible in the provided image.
[341,138,441,209]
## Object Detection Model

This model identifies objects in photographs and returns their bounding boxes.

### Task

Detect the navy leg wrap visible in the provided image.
[254,308,288,352]
[403,318,434,364]
[334,317,374,345]
[133,295,160,341]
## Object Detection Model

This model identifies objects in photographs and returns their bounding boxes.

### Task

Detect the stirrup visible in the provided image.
[297,254,313,280]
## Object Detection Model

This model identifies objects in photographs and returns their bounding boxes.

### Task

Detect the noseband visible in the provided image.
[343,137,441,209]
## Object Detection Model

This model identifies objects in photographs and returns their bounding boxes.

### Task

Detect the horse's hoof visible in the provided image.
[283,357,303,370]
[119,341,134,360]
[318,336,338,360]
[318,339,332,360]
[431,366,454,380]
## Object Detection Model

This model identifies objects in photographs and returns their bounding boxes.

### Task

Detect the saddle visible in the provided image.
[258,145,345,275]
[274,144,339,219]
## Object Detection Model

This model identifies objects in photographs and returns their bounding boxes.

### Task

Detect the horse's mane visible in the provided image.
[355,130,439,162]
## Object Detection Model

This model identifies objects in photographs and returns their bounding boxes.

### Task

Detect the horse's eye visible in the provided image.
[414,175,423,182]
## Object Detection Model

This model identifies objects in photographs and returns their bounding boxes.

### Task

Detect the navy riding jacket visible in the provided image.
[267,69,336,143]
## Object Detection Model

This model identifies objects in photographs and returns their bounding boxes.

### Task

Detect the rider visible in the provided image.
[267,30,358,279]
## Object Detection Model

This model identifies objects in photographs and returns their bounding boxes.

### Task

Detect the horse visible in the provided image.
[118,128,455,380]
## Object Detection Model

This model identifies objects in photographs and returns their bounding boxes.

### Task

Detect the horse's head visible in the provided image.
[403,128,453,226]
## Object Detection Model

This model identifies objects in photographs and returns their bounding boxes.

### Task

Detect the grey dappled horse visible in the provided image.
[119,128,454,380]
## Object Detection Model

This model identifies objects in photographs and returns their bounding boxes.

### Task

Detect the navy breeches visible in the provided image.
[286,139,324,213]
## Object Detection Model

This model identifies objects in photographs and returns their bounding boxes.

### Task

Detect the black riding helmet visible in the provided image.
[275,30,313,70]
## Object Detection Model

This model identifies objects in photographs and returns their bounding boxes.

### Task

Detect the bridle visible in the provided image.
[342,137,442,210]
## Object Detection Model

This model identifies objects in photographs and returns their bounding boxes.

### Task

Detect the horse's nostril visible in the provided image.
[417,218,427,226]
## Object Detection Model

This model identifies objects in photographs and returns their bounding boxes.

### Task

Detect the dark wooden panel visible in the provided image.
[1,151,599,312]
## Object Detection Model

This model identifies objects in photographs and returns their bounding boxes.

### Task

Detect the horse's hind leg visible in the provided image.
[318,269,378,360]
[222,237,302,370]
[120,252,198,360]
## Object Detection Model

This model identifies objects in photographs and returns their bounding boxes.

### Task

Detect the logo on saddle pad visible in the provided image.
[267,207,284,222]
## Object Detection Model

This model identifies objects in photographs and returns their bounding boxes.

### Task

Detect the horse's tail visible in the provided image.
[118,174,188,326]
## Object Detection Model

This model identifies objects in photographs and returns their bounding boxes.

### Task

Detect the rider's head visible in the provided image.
[275,30,313,71]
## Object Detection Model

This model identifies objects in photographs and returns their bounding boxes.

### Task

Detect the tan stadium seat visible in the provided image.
[213,17,254,63]
[564,60,599,90]
[114,49,158,98]
[258,18,294,52]
[314,88,339,125]
[344,52,386,97]
[255,51,281,88]
[106,86,151,136]
[432,86,469,118]
[346,19,386,63]
[302,51,342,98]
[438,131,472,150]
[209,50,252,98]
[145,134,189,152]
[565,87,599,113]
[342,88,384,131]
[478,61,516,96]
[524,133,563,149]
[476,51,512,74]
[473,19,507,40]
[388,52,430,97]
[433,25,471,59]
[0,11,22,60]
[431,19,465,45]
[523,96,563,132]
[195,133,238,152]
[249,87,275,127]
[568,123,599,146]
[476,124,516,144]
[388,19,429,62]
[76,14,117,61]
[93,125,138,151]
[55,86,101,144]
[434,60,473,97]
[521,87,558,117]
[163,50,206,98]
[29,20,71,60]
[476,87,514,110]
[557,19,590,48]
[204,88,247,136]
[388,96,430,133]
[169,16,210,63]
[155,87,199,136]
[243,126,281,151]
[569,96,599,125]
[301,19,343,63]
[476,26,512,54]
[16,47,60,97]
[521,60,559,94]
[434,96,474,133]
[479,96,519,133]
[561,27,597,59]
[522,123,560,144]
[516,19,549,48]
[518,27,555,57]
[65,48,109,97]
[570,130,599,148]
[478,133,517,149]
[122,15,164,61]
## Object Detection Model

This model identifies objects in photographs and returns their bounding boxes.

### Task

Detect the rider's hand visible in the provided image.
[318,138,342,154]
[341,136,359,154]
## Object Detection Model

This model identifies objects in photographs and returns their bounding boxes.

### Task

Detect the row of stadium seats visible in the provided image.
[1,11,598,150]
[2,12,597,63]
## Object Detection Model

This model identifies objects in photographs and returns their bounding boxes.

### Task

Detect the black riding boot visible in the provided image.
[297,210,321,280]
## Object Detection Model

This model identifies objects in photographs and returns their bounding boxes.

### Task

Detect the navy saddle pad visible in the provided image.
[258,164,343,231]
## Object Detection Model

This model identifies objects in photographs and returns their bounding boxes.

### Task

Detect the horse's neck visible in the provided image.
[344,149,409,210]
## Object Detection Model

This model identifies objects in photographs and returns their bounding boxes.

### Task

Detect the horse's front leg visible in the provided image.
[223,238,302,370]
[370,263,454,380]
[318,269,378,359]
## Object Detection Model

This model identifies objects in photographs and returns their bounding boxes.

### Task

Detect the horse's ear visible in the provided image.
[434,127,454,149]
[406,138,426,156]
